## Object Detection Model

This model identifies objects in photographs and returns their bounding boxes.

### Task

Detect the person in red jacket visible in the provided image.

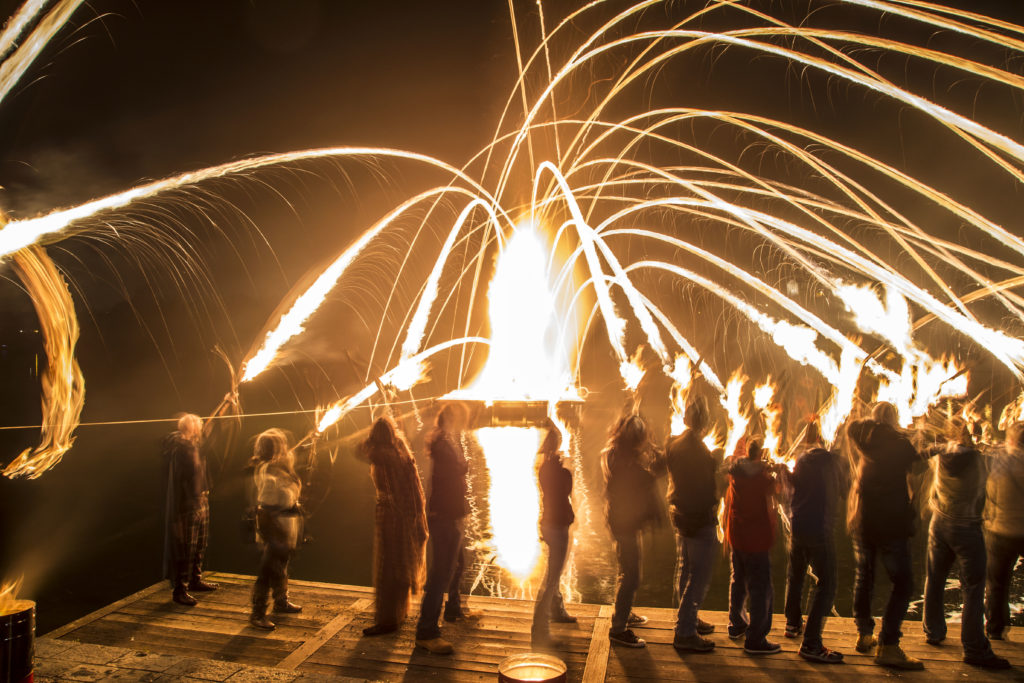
[724,438,782,655]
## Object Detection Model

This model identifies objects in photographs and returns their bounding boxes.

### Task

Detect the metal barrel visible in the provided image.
[497,653,566,683]
[0,600,35,683]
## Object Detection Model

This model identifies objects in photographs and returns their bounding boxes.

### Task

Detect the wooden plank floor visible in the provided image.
[49,571,1024,681]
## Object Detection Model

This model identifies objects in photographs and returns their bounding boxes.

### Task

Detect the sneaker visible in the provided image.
[855,633,877,653]
[875,644,924,670]
[249,614,275,631]
[627,612,648,627]
[273,600,303,614]
[673,634,715,652]
[744,640,782,655]
[444,608,484,622]
[728,624,748,640]
[799,646,844,664]
[696,618,715,635]
[964,653,1011,669]
[785,623,803,639]
[416,637,455,655]
[609,629,646,648]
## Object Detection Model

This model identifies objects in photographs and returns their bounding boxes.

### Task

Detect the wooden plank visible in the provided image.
[581,604,613,683]
[211,571,373,594]
[47,581,164,638]
[278,596,373,670]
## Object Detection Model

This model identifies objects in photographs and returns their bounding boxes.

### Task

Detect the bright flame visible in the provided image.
[668,354,693,436]
[753,379,782,463]
[722,370,749,458]
[0,577,23,616]
[619,346,646,393]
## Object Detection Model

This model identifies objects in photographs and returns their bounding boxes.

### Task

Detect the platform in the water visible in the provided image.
[44,571,1024,681]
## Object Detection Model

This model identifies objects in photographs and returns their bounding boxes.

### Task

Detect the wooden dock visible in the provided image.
[45,571,1024,681]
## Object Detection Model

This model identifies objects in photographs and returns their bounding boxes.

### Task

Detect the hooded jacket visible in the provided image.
[724,457,777,553]
[785,446,847,542]
[847,418,922,543]
[929,443,986,524]
[665,430,720,535]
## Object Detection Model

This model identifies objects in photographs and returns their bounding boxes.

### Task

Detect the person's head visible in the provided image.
[368,415,399,447]
[747,438,763,461]
[617,413,649,451]
[872,401,899,428]
[254,428,291,467]
[683,398,709,436]
[436,402,468,433]
[1007,421,1024,453]
[804,419,823,447]
[539,422,562,459]
[946,416,972,446]
[177,413,202,442]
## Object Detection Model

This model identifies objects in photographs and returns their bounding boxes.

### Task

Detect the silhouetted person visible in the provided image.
[847,401,924,669]
[782,420,846,663]
[603,413,663,648]
[249,429,303,630]
[161,413,217,606]
[665,399,720,653]
[360,415,428,636]
[725,438,782,655]
[416,403,481,655]
[922,417,1009,669]
[986,421,1024,641]
[531,425,578,648]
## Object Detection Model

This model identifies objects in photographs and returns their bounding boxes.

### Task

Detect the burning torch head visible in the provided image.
[177,413,202,443]
[683,397,709,435]
[872,401,899,429]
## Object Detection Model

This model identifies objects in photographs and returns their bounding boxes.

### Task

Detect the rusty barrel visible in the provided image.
[0,600,34,683]
[497,653,566,683]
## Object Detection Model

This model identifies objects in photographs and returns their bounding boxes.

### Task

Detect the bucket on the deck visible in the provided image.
[497,653,566,683]
[0,600,35,683]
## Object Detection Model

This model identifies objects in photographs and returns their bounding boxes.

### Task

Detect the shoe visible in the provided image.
[785,623,803,639]
[626,612,648,626]
[696,618,715,635]
[728,624,747,640]
[273,600,303,614]
[673,634,715,652]
[444,608,484,622]
[172,590,197,607]
[875,644,924,670]
[855,633,877,653]
[188,580,219,592]
[609,629,646,648]
[416,637,454,655]
[964,653,1011,669]
[799,646,844,664]
[925,635,945,646]
[551,612,578,624]
[744,640,782,655]
[249,614,275,630]
[987,628,1007,641]
[362,623,398,636]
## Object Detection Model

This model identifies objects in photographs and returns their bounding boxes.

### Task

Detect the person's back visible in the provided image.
[985,444,1024,538]
[847,414,920,542]
[604,446,659,535]
[725,456,777,553]
[930,443,986,523]
[789,446,845,542]
[426,429,469,520]
[539,456,574,528]
[666,430,718,535]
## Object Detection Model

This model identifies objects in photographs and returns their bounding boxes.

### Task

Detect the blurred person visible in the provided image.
[248,428,303,630]
[921,417,1009,669]
[724,438,782,656]
[846,401,925,669]
[665,398,721,653]
[985,421,1024,641]
[782,419,847,663]
[359,415,428,636]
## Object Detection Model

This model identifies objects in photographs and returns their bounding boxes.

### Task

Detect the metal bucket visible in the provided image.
[0,600,34,683]
[497,653,566,683]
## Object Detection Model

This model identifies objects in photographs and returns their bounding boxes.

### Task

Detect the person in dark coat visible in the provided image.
[782,419,847,663]
[846,401,925,669]
[415,403,480,655]
[360,415,428,636]
[530,424,578,647]
[665,398,721,653]
[161,413,217,606]
[603,413,664,648]
[985,421,1024,641]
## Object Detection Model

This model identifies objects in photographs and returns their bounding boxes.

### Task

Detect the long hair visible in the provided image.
[252,428,292,471]
[363,415,412,460]
[176,413,202,443]
[602,413,650,480]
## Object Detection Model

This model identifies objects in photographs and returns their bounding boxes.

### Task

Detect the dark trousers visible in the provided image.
[610,529,642,633]
[674,524,719,639]
[170,497,209,592]
[532,524,571,637]
[852,535,913,645]
[985,529,1024,638]
[252,509,292,615]
[923,516,992,658]
[784,536,836,651]
[729,549,773,648]
[416,515,465,640]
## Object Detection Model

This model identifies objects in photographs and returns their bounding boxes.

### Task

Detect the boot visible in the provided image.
[189,573,219,592]
[416,637,454,655]
[875,643,924,670]
[273,599,303,614]
[172,588,197,607]
[855,633,877,653]
[249,613,276,630]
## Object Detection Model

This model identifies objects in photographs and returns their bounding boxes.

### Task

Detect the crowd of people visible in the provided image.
[159,397,1024,670]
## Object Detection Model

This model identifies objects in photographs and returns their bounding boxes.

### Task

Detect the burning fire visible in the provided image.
[722,371,750,458]
[0,577,23,617]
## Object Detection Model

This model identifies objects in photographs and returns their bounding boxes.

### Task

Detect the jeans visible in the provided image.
[532,525,570,636]
[674,524,719,639]
[784,536,837,651]
[251,508,294,615]
[923,516,992,658]
[415,515,465,640]
[729,549,773,648]
[610,529,642,633]
[985,529,1024,638]
[852,535,913,645]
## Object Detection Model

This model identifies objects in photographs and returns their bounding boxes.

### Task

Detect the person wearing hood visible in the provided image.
[846,401,925,670]
[603,412,664,648]
[985,421,1024,642]
[921,417,1009,669]
[665,398,721,653]
[725,438,782,655]
[782,419,847,664]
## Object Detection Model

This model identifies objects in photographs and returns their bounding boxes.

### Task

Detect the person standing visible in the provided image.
[603,413,664,648]
[724,439,782,655]
[248,429,303,630]
[985,421,1024,642]
[846,401,925,669]
[162,413,218,606]
[530,424,578,647]
[922,417,1009,668]
[360,415,428,636]
[415,403,481,655]
[782,420,846,663]
[665,399,720,653]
